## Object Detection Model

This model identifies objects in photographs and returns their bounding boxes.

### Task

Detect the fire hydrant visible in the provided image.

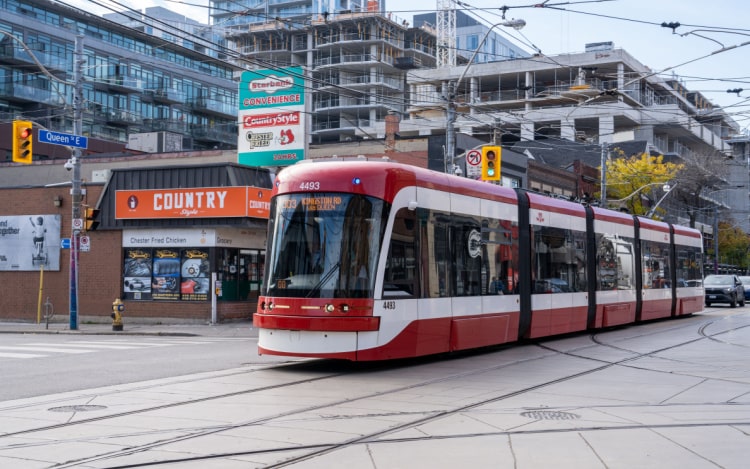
[111,298,124,331]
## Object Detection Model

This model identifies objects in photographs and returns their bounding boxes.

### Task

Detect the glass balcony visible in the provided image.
[148,88,186,104]
[189,98,236,117]
[0,45,70,72]
[0,83,65,105]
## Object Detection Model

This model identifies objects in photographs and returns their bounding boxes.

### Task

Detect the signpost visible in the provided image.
[38,130,88,149]
[466,149,482,179]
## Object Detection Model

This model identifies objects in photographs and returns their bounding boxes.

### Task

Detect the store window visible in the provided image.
[122,247,263,302]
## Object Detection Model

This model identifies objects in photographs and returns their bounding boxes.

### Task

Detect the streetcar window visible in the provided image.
[452,215,483,297]
[675,245,702,285]
[263,193,387,299]
[596,234,635,291]
[382,208,419,298]
[420,209,518,298]
[641,239,672,289]
[531,225,586,293]
[483,218,517,295]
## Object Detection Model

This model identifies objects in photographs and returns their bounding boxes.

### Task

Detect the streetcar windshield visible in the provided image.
[263,193,388,299]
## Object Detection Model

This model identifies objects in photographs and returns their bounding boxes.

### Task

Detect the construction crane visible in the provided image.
[436,0,456,68]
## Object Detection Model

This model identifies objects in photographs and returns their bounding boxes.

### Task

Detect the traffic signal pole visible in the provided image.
[69,35,84,330]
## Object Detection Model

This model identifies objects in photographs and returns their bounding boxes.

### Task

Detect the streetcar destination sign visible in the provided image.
[38,130,89,149]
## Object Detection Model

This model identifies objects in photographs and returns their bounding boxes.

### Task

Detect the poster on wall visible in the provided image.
[152,249,180,300]
[0,215,61,271]
[123,248,153,300]
[180,249,209,301]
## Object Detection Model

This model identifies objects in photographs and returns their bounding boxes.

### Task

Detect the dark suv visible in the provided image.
[704,274,745,307]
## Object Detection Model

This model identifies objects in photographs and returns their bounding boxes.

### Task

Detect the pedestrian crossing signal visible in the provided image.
[481,146,501,181]
[12,120,33,164]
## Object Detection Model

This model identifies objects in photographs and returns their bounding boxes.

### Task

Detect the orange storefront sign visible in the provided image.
[115,187,271,219]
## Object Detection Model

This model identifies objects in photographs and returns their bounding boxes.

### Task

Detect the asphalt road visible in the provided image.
[0,334,290,401]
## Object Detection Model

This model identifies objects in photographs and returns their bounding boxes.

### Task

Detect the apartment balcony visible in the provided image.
[99,108,143,126]
[314,96,400,114]
[315,32,402,50]
[0,82,65,106]
[191,125,236,144]
[144,119,189,134]
[89,124,128,143]
[92,74,142,93]
[314,74,403,91]
[0,45,70,72]
[315,53,385,70]
[189,98,236,118]
[148,88,186,104]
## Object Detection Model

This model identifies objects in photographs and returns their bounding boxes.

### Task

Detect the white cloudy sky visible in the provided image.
[66,0,750,129]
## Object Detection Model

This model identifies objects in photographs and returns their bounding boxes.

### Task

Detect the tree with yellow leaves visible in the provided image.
[604,152,684,216]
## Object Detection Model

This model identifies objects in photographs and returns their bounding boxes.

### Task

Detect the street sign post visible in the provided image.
[79,235,90,252]
[38,130,88,149]
[466,149,482,179]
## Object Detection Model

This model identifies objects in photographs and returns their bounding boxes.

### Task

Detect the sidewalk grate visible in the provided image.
[520,410,580,420]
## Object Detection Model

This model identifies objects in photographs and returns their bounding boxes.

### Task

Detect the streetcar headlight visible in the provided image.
[268,302,275,311]
[325,304,335,313]
[260,301,266,310]
[340,304,349,313]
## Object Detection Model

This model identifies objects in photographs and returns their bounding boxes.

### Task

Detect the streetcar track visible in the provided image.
[68,420,750,469]
[37,314,749,469]
[2,311,747,468]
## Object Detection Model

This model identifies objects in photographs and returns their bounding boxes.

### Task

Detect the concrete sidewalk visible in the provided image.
[0,318,257,338]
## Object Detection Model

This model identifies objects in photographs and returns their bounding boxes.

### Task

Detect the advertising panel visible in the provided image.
[0,215,61,271]
[238,67,306,167]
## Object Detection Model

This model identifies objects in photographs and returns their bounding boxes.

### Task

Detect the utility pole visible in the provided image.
[600,142,608,207]
[445,82,456,174]
[69,35,84,330]
[714,210,719,274]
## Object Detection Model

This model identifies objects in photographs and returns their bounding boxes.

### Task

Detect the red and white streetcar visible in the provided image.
[254,159,704,361]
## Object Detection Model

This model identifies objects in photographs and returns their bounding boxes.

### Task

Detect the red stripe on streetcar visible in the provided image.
[254,313,380,331]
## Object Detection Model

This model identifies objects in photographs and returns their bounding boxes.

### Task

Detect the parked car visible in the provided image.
[704,274,745,307]
[739,276,750,301]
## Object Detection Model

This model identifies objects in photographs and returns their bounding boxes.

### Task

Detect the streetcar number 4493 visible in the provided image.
[299,181,320,190]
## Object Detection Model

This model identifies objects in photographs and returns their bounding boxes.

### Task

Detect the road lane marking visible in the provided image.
[0,346,91,354]
[0,352,46,358]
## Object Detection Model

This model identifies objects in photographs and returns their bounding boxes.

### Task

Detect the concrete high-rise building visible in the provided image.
[1,0,239,159]
[220,7,437,144]
[404,41,749,232]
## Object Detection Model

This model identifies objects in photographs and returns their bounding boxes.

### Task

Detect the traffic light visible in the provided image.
[481,145,501,181]
[84,207,100,231]
[12,120,33,164]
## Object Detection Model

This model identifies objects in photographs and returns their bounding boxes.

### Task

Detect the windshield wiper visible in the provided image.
[306,262,341,298]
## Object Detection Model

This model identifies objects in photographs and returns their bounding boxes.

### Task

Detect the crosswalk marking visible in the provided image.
[0,352,46,359]
[0,337,246,360]
[0,346,91,354]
